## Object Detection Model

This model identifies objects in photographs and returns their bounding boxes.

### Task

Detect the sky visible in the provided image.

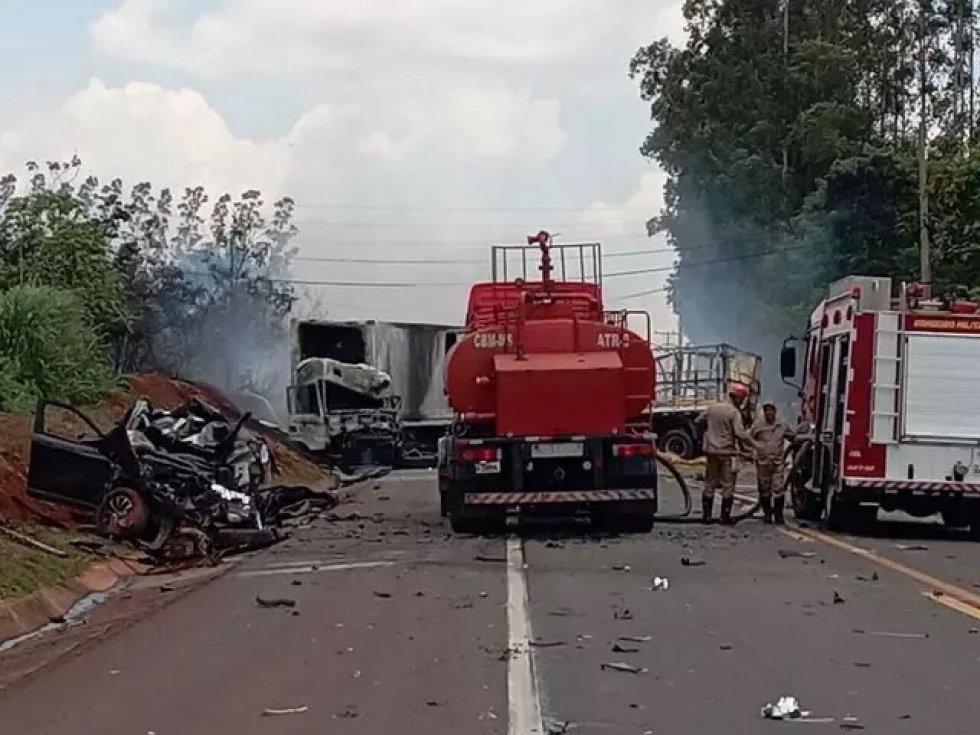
[0,0,685,332]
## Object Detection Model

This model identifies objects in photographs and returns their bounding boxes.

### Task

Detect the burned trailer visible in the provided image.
[648,343,762,459]
[288,319,461,468]
[780,276,980,535]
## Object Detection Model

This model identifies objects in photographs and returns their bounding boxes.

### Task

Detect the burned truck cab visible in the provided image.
[287,357,402,470]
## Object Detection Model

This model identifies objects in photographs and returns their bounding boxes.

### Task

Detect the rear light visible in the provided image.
[613,443,654,458]
[460,446,500,463]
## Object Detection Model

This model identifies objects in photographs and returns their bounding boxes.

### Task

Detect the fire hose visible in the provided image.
[653,440,815,524]
[651,453,757,524]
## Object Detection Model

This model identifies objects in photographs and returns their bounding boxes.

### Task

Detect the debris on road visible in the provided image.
[601,662,647,674]
[761,695,806,720]
[651,576,670,591]
[680,556,705,567]
[373,590,392,599]
[778,549,817,559]
[256,596,296,609]
[613,607,634,620]
[895,544,929,551]
[612,643,639,653]
[262,706,310,717]
[617,635,652,643]
[856,572,880,582]
[474,554,506,563]
[612,564,632,572]
[530,639,566,648]
[833,591,846,604]
[840,717,866,730]
[853,629,929,639]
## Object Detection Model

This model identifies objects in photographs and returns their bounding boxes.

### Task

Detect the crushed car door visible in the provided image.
[27,400,115,508]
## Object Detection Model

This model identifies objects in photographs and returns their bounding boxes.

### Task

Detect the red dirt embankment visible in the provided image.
[0,374,322,527]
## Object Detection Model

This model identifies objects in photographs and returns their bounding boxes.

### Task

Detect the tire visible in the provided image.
[96,487,150,540]
[791,486,822,522]
[823,490,875,533]
[658,428,696,459]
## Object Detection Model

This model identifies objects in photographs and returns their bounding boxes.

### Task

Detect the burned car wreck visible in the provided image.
[26,397,336,563]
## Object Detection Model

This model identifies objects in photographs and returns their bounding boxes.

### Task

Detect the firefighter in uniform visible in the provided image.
[700,383,755,524]
[750,402,795,524]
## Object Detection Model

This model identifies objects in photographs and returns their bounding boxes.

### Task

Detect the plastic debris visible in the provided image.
[760,696,806,720]
[263,706,310,716]
[601,662,647,674]
[895,544,928,551]
[778,549,817,559]
[652,576,670,591]
[614,607,634,620]
[617,635,652,643]
[680,557,706,567]
[833,591,846,604]
[612,564,632,572]
[256,596,296,609]
[612,643,639,653]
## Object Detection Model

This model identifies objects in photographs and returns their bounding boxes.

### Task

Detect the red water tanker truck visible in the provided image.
[437,232,658,534]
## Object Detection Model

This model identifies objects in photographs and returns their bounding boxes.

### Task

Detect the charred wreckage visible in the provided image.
[27,396,341,563]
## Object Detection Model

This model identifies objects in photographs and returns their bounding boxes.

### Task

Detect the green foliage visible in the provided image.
[0,285,117,412]
[631,0,980,385]
[0,156,300,412]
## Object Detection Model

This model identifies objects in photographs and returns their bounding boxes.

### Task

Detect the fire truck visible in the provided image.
[437,232,658,534]
[780,275,980,536]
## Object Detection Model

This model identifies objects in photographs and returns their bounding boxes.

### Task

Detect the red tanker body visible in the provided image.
[437,232,658,533]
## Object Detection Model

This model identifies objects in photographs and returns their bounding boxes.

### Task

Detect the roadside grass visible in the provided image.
[0,528,92,601]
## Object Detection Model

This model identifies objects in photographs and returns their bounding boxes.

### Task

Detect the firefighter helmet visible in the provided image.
[728,383,750,400]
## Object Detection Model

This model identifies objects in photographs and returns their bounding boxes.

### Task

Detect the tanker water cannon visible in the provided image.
[527,230,554,289]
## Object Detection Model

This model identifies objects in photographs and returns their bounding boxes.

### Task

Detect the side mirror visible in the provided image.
[779,345,797,380]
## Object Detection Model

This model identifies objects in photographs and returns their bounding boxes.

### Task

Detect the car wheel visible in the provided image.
[658,428,696,459]
[97,487,150,540]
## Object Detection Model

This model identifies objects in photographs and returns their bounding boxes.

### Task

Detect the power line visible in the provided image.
[294,202,653,213]
[293,245,678,265]
[265,242,804,288]
[292,218,652,229]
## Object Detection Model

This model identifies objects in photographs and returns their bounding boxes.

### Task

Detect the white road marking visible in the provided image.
[506,536,544,735]
[236,560,395,578]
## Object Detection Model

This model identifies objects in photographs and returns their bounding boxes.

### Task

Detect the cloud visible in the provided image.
[91,0,686,77]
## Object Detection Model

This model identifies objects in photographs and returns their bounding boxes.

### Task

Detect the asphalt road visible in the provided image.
[2,469,980,734]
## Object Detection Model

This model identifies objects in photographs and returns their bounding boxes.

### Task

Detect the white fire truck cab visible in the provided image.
[780,275,980,536]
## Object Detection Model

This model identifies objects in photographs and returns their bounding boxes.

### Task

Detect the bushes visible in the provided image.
[0,285,117,413]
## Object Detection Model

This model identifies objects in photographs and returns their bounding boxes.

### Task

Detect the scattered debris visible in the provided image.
[680,556,705,567]
[290,579,302,586]
[778,549,817,559]
[895,544,928,551]
[334,706,360,719]
[256,596,296,609]
[601,662,647,674]
[853,629,929,639]
[544,718,574,734]
[530,639,566,648]
[614,607,634,621]
[263,706,310,717]
[840,717,866,730]
[853,662,872,668]
[651,576,670,591]
[373,591,392,599]
[474,554,507,563]
[719,644,733,651]
[612,564,632,572]
[545,541,564,549]
[612,643,639,653]
[761,696,806,720]
[833,591,846,605]
[617,635,652,643]
[548,608,574,618]
[856,572,880,582]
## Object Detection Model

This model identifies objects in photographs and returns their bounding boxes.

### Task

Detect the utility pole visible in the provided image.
[781,0,790,196]
[918,3,931,291]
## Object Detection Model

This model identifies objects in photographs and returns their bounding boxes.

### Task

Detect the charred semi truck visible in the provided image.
[438,232,658,534]
[780,276,980,536]
[287,319,460,469]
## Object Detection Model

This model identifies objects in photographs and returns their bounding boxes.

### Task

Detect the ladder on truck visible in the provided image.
[870,312,901,444]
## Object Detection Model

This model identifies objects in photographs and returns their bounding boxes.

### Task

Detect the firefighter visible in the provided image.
[700,382,756,524]
[750,402,795,524]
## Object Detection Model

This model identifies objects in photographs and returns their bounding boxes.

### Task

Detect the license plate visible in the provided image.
[475,461,501,474]
[531,442,583,459]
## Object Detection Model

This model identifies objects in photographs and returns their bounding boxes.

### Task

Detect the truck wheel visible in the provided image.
[791,486,822,522]
[823,491,874,533]
[658,429,695,459]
